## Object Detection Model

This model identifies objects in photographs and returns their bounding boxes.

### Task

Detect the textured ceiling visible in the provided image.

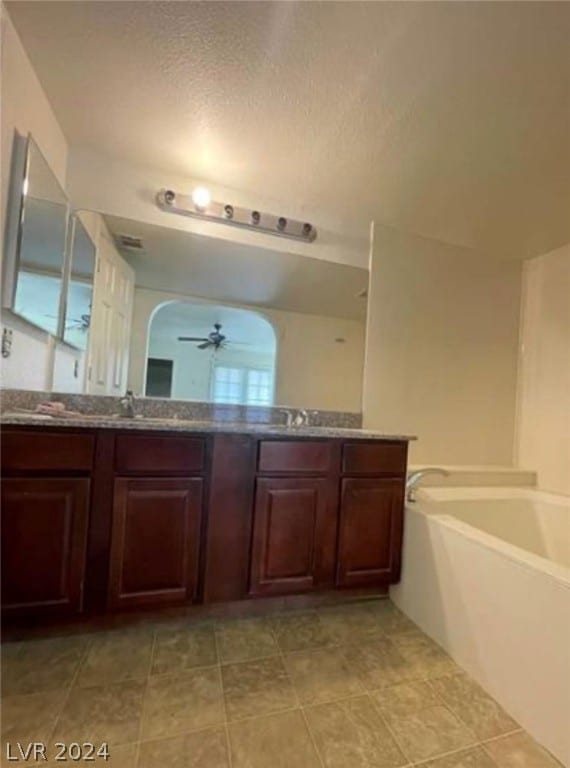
[7,1,570,257]
[103,214,369,321]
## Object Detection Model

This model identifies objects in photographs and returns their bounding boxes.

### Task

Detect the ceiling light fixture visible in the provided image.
[156,188,317,243]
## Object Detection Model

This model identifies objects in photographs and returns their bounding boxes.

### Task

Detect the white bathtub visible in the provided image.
[391,487,570,766]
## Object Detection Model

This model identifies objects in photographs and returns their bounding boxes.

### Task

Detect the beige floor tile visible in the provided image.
[422,746,498,768]
[371,679,442,718]
[484,732,561,768]
[361,600,419,636]
[384,704,477,763]
[229,710,321,768]
[1,689,67,751]
[215,617,279,663]
[392,633,460,679]
[142,666,224,741]
[42,742,138,766]
[138,727,230,768]
[317,603,387,644]
[97,743,138,768]
[342,639,416,690]
[76,629,154,688]
[151,623,217,675]
[431,673,518,739]
[1,635,88,696]
[53,680,145,748]
[271,611,333,652]
[283,647,363,704]
[304,695,406,768]
[222,656,297,720]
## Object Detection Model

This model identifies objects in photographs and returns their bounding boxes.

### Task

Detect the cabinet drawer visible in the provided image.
[1,431,95,472]
[258,441,332,474]
[342,442,407,476]
[115,435,205,474]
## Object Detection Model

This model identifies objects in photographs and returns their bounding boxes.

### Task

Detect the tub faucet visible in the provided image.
[118,389,136,419]
[406,467,450,502]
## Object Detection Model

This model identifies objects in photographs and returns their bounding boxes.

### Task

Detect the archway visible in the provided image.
[145,301,277,405]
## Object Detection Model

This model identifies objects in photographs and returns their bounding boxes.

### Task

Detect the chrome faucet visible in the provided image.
[118,389,136,419]
[406,467,450,502]
[295,409,309,427]
[280,408,319,427]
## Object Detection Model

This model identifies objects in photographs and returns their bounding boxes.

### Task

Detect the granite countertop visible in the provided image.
[0,412,416,442]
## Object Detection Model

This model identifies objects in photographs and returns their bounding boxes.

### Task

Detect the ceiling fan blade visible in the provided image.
[197,341,211,350]
[178,336,208,342]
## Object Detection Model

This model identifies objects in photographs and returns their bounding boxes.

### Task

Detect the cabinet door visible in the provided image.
[109,478,202,608]
[1,478,90,616]
[249,477,334,596]
[337,478,404,587]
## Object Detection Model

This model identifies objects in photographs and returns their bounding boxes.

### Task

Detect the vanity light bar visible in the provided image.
[156,188,317,243]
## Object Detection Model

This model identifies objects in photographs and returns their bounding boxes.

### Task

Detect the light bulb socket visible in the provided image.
[164,189,176,205]
[224,204,234,219]
[277,217,287,231]
[303,222,313,237]
[251,210,261,225]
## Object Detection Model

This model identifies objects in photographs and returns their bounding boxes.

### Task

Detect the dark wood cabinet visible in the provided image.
[336,478,404,587]
[108,477,203,609]
[249,477,336,596]
[1,477,90,616]
[1,426,409,623]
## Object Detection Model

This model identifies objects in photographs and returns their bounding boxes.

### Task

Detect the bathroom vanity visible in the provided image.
[1,418,412,623]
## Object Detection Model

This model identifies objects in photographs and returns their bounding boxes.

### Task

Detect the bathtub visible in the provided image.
[391,487,570,766]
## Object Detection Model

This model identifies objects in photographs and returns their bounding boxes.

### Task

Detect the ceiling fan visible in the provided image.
[178,322,232,350]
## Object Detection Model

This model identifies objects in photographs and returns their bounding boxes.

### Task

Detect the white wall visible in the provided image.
[0,6,81,391]
[515,244,570,495]
[130,288,366,412]
[363,223,522,464]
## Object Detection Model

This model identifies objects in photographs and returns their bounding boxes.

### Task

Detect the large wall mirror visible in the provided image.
[4,178,369,412]
[3,135,70,335]
[105,215,369,412]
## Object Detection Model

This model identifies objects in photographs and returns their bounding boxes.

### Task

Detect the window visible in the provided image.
[211,365,273,406]
[246,369,273,405]
[211,366,244,404]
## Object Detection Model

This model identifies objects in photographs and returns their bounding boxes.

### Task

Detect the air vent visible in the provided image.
[116,233,144,251]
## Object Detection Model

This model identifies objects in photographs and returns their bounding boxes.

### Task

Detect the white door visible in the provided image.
[87,221,134,395]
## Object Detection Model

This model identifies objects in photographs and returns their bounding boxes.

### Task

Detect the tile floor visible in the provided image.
[0,600,562,768]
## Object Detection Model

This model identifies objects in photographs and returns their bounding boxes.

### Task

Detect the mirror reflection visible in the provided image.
[4,187,369,413]
[13,137,69,335]
[106,216,369,412]
[63,215,96,350]
[147,303,277,405]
